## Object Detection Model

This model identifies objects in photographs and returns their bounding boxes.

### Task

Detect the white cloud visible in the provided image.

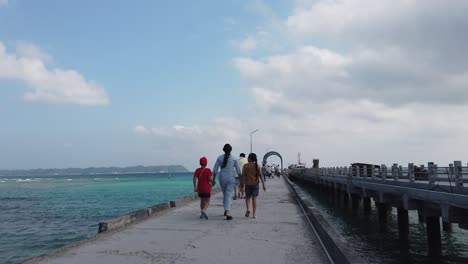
[134,125,151,135]
[0,0,8,7]
[0,41,110,105]
[137,118,242,142]
[134,119,247,170]
[15,42,53,63]
[136,1,468,169]
[237,36,257,52]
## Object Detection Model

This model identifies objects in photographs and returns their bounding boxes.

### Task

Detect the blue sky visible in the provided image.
[0,0,282,169]
[2,0,468,170]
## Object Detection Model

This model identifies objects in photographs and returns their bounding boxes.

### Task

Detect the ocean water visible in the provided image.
[294,181,468,264]
[0,173,195,264]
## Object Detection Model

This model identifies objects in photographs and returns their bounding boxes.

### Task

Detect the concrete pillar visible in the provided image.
[377,203,390,223]
[351,194,360,209]
[392,164,398,181]
[343,191,349,207]
[442,221,452,232]
[454,161,463,191]
[408,163,415,183]
[397,208,409,241]
[418,212,426,223]
[336,189,343,207]
[381,164,387,181]
[428,162,437,187]
[426,216,442,257]
[363,197,372,213]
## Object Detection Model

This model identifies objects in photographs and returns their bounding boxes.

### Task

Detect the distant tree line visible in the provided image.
[0,165,189,177]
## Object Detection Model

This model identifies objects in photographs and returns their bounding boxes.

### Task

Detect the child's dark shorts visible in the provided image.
[198,192,211,198]
[244,185,259,198]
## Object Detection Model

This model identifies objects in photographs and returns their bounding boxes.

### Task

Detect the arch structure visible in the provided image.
[262,151,283,172]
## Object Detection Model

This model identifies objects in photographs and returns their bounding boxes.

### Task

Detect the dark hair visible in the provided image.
[221,144,232,168]
[248,153,258,177]
[240,153,246,157]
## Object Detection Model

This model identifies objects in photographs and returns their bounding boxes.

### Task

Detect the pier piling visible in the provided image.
[397,207,409,241]
[351,194,360,209]
[442,221,452,232]
[363,197,372,213]
[418,212,426,223]
[426,216,442,257]
[376,202,389,223]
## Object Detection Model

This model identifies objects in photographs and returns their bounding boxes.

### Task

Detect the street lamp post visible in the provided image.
[250,129,260,154]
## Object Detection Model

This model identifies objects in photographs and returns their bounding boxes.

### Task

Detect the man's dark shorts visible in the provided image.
[198,192,211,198]
[244,185,259,198]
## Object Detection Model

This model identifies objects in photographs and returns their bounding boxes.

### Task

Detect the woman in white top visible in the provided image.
[213,144,241,220]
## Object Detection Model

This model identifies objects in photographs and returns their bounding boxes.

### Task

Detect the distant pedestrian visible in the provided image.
[193,157,214,220]
[267,165,272,179]
[213,144,241,220]
[262,163,268,182]
[238,153,248,199]
[242,153,266,219]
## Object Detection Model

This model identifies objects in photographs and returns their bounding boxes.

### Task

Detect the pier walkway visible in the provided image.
[28,178,329,264]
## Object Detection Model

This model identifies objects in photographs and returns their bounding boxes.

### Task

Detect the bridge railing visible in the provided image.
[291,161,468,189]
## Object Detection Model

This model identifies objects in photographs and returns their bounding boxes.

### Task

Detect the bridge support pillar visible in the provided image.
[343,192,349,207]
[351,194,360,209]
[397,208,409,241]
[426,216,441,257]
[442,221,452,232]
[376,203,390,223]
[418,212,425,223]
[363,197,372,213]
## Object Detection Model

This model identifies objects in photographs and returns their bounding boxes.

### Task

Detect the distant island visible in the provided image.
[0,165,189,177]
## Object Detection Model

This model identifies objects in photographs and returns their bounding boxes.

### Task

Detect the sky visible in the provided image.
[1,0,468,171]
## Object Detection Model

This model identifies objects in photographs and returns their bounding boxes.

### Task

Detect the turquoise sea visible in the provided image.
[0,173,195,264]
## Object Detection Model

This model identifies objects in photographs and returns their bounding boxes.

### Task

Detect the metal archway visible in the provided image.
[262,151,283,172]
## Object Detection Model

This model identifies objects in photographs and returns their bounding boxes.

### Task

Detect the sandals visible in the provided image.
[226,215,233,220]
[245,211,250,217]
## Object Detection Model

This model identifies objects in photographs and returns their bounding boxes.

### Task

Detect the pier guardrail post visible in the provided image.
[454,161,463,191]
[398,165,403,181]
[363,165,367,179]
[381,164,387,181]
[428,162,436,186]
[449,164,454,183]
[408,163,415,183]
[392,164,398,181]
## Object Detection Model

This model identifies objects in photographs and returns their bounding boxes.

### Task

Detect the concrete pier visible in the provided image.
[426,216,442,256]
[397,208,409,241]
[25,178,329,264]
[363,197,371,214]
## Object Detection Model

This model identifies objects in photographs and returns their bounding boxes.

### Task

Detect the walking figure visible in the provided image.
[193,157,213,219]
[213,144,241,220]
[242,153,266,219]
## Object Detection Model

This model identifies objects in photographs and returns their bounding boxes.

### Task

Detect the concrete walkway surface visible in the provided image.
[28,177,329,264]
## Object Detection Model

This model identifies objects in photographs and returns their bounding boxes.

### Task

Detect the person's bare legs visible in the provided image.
[203,198,210,211]
[252,197,257,218]
[245,196,251,216]
[233,184,238,199]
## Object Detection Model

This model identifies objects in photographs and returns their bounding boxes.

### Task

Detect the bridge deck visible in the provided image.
[26,178,329,264]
